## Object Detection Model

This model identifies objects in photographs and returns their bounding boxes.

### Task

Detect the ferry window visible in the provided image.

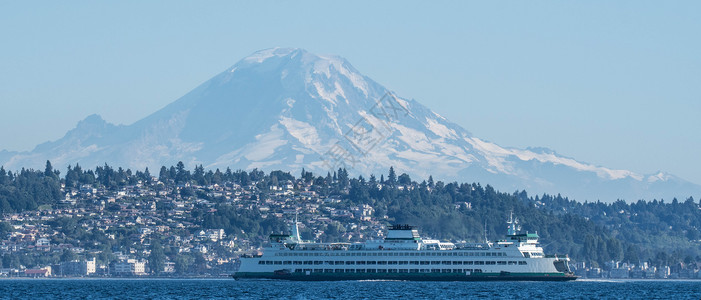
[346,261,355,265]
[388,261,397,265]
[486,261,496,265]
[508,261,517,265]
[464,261,473,265]
[335,269,344,273]
[452,261,462,265]
[410,261,419,265]
[378,261,387,265]
[474,261,484,265]
[474,269,482,273]
[324,269,333,273]
[399,261,408,265]
[388,269,398,273]
[357,269,366,273]
[258,261,264,265]
[314,269,323,272]
[518,261,527,265]
[284,261,291,265]
[367,269,376,273]
[274,261,282,265]
[431,261,440,265]
[431,269,440,273]
[335,261,343,265]
[441,261,451,265]
[420,261,429,265]
[442,269,451,273]
[480,253,485,256]
[367,261,376,265]
[378,269,387,273]
[315,261,323,265]
[497,261,507,265]
[357,261,366,265]
[486,253,491,257]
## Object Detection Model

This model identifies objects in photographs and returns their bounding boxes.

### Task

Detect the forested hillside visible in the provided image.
[1,162,699,269]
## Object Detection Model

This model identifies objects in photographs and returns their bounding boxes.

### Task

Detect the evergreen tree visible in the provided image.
[175,161,189,184]
[224,167,233,181]
[44,160,54,178]
[369,174,377,187]
[149,239,166,276]
[193,165,206,185]
[168,166,177,182]
[143,167,152,184]
[159,166,169,183]
[212,169,223,184]
[0,167,6,185]
[387,167,397,186]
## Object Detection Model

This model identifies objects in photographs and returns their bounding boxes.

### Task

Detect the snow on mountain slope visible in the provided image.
[1,48,699,202]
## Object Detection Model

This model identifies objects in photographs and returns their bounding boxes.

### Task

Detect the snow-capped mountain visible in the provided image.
[2,48,699,202]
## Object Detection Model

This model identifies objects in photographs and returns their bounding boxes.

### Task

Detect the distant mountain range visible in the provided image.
[2,48,699,202]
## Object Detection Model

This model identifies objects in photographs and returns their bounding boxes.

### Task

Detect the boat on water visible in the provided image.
[233,214,576,281]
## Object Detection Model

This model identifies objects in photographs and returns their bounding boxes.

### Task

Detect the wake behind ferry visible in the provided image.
[233,214,576,281]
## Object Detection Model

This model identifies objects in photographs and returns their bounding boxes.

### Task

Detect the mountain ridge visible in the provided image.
[2,47,699,202]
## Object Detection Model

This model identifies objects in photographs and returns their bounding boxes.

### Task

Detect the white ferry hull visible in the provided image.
[232,272,577,281]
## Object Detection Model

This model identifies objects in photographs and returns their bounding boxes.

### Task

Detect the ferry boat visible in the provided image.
[233,214,576,281]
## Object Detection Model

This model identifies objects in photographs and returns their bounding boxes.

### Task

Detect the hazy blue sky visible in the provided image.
[1,1,700,184]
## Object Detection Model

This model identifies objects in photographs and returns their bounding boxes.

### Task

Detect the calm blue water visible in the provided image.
[0,279,699,299]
